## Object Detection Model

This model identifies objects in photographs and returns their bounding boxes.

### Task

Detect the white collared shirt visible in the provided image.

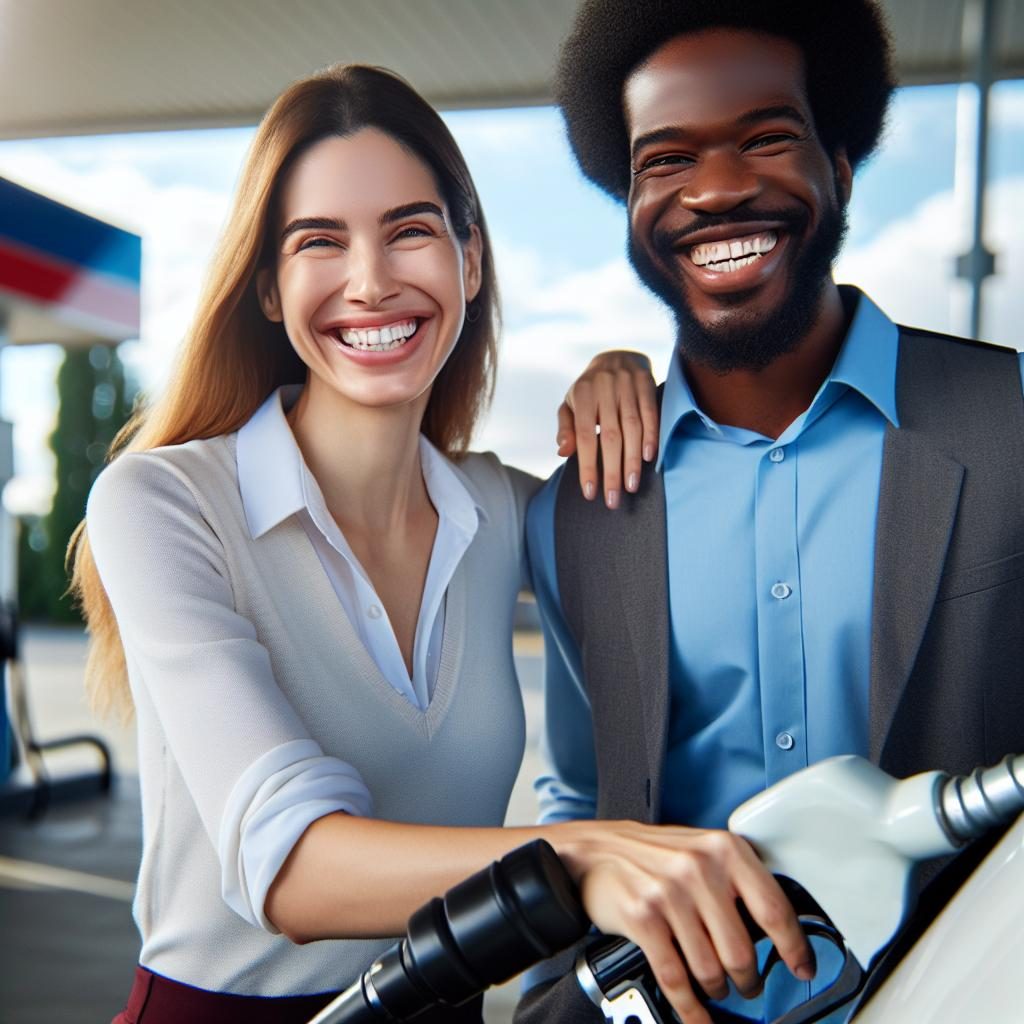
[236,386,483,710]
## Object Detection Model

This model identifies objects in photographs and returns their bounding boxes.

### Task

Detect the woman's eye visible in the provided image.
[297,236,340,251]
[393,225,433,241]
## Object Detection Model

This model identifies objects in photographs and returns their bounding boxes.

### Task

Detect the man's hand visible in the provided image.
[560,822,815,1024]
[556,350,659,509]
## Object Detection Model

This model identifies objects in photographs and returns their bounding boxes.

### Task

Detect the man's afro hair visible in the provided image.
[555,0,896,202]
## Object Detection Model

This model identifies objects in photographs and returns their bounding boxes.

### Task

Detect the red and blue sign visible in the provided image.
[0,176,141,341]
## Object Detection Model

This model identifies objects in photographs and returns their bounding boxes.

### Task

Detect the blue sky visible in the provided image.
[1,81,1023,512]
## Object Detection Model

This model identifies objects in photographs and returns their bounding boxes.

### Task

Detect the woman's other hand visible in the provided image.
[559,822,815,1024]
[557,350,658,509]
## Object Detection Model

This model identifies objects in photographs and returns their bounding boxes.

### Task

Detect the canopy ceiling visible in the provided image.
[1,0,1022,140]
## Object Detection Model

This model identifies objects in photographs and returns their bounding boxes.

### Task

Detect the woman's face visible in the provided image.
[258,128,481,414]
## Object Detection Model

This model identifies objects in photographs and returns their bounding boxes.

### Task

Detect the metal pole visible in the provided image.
[954,0,998,340]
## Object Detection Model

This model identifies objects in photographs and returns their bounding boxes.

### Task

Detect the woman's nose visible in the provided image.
[679,150,762,214]
[344,242,401,306]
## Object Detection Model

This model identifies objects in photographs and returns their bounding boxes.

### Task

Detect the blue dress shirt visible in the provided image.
[526,288,1024,1021]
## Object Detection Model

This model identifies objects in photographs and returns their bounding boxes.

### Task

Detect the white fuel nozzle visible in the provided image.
[728,754,1024,970]
[938,754,1024,844]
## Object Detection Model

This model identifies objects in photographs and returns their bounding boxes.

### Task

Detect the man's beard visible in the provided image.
[628,197,848,373]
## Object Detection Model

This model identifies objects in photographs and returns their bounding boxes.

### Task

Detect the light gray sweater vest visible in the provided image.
[93,436,529,996]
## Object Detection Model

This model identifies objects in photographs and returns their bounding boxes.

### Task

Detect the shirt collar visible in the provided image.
[828,285,900,429]
[235,385,485,541]
[657,345,707,469]
[657,285,899,468]
[419,436,487,535]
[236,385,306,539]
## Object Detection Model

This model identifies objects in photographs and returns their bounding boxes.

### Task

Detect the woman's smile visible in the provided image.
[324,314,433,366]
[334,317,419,351]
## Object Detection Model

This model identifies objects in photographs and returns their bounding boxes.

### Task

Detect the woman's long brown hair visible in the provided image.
[68,64,500,719]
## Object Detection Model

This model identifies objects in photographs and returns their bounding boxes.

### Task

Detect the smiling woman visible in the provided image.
[259,131,483,423]
[62,63,805,1024]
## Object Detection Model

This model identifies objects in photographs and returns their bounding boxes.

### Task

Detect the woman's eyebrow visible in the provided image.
[379,201,445,225]
[280,216,345,243]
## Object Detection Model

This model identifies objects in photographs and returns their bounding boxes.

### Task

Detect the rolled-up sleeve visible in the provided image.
[87,453,373,931]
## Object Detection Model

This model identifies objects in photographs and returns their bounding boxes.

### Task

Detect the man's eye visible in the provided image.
[636,154,694,174]
[746,133,795,151]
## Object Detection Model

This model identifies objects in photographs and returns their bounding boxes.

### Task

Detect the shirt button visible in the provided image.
[367,604,383,619]
[769,447,785,463]
[771,582,792,600]
[776,732,795,751]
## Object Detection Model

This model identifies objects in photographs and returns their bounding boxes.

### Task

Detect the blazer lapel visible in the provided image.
[869,424,964,762]
[613,468,671,818]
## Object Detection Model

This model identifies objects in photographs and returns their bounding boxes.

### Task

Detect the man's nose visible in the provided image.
[679,150,762,213]
[344,242,401,306]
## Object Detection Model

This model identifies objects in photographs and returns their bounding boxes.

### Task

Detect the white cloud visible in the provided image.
[493,239,675,372]
[836,176,1024,351]
[993,84,1024,131]
[476,240,675,477]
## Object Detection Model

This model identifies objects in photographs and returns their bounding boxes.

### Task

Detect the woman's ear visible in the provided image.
[462,224,483,304]
[256,268,283,323]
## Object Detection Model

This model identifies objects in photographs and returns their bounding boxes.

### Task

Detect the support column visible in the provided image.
[953,0,999,340]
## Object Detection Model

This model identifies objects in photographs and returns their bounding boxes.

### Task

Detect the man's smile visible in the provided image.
[650,213,805,297]
[668,224,793,296]
[688,230,778,273]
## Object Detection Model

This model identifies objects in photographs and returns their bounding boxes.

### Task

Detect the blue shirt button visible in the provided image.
[769,447,785,463]
[771,582,792,600]
[776,732,795,751]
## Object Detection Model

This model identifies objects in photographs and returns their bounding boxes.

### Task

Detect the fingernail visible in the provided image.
[584,481,596,500]
[643,443,655,462]
[606,489,619,509]
[627,471,638,492]
[795,963,815,982]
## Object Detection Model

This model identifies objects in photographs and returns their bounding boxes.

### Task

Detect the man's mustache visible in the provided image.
[651,206,809,257]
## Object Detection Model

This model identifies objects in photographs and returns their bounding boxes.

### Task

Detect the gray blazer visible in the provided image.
[515,327,1024,1023]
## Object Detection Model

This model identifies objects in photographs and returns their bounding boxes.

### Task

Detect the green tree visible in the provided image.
[18,343,137,622]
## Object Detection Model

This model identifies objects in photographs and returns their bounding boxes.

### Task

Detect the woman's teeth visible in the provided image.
[689,231,778,273]
[337,318,418,351]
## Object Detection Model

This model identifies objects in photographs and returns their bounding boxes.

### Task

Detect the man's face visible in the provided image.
[624,29,852,372]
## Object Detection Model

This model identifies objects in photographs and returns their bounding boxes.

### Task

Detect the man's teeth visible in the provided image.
[689,231,778,272]
[338,319,418,350]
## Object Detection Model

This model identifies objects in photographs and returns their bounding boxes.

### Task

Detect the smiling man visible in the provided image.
[520,2,1024,1023]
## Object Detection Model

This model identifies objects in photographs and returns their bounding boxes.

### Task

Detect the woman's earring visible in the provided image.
[465,299,481,325]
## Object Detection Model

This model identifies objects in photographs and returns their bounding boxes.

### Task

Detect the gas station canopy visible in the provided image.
[1,0,1022,141]
[0,178,141,347]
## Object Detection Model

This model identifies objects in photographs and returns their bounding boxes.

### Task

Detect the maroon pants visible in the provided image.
[113,965,485,1023]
